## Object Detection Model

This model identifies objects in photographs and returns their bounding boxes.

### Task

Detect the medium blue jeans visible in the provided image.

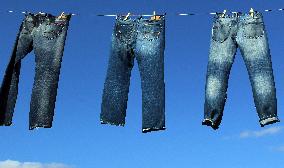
[0,13,71,129]
[203,12,279,129]
[100,15,166,133]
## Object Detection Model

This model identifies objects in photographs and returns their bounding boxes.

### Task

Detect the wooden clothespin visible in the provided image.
[221,9,227,17]
[58,12,67,19]
[123,12,131,21]
[151,11,161,20]
[249,8,254,17]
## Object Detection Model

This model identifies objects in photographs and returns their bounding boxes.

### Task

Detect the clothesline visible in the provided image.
[178,8,284,16]
[2,8,284,17]
[96,8,284,16]
[2,10,78,16]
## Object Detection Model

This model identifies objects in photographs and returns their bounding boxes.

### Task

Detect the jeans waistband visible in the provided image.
[24,12,71,23]
[214,11,262,18]
[116,15,165,25]
[213,11,264,23]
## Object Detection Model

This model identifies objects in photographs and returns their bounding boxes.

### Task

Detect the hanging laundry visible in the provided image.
[100,14,166,133]
[0,12,72,130]
[202,11,279,130]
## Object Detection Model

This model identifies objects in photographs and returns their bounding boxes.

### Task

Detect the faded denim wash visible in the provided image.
[0,13,71,129]
[203,11,279,130]
[100,15,166,133]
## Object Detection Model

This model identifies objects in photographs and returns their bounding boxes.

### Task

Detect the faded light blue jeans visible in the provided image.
[100,15,166,133]
[203,12,279,129]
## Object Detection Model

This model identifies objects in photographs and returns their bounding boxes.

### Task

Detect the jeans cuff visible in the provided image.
[202,118,219,130]
[0,123,12,126]
[29,124,52,130]
[259,116,280,127]
[142,127,166,133]
[0,121,12,126]
[100,119,125,127]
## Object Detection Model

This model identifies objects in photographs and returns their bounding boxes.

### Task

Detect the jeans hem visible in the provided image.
[202,118,219,130]
[142,126,166,133]
[100,120,125,127]
[259,116,280,127]
[0,122,12,126]
[29,124,52,130]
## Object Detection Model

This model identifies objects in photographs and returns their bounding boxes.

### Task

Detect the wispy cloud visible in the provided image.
[222,126,283,140]
[274,145,284,152]
[239,126,283,138]
[0,160,74,168]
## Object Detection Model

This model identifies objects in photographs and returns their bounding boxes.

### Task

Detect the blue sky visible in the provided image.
[0,0,283,168]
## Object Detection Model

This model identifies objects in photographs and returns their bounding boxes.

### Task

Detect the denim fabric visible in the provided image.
[203,12,279,130]
[100,15,166,133]
[0,13,71,129]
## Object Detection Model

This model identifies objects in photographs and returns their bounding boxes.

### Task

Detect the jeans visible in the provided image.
[100,15,166,133]
[203,12,279,129]
[0,13,71,129]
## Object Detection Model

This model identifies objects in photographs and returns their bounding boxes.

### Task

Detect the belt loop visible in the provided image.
[232,12,239,18]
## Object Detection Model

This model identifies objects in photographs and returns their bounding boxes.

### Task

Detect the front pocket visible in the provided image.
[211,21,231,43]
[242,22,264,39]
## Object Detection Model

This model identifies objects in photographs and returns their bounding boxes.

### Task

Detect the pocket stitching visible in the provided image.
[242,22,264,39]
[114,25,135,42]
[211,21,232,43]
[142,31,161,41]
[21,20,35,35]
[42,23,65,40]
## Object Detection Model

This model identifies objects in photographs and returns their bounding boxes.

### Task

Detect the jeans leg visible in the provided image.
[239,35,279,127]
[203,39,237,130]
[0,22,33,125]
[135,26,166,133]
[29,15,71,129]
[100,36,134,126]
[0,61,21,125]
[29,56,63,129]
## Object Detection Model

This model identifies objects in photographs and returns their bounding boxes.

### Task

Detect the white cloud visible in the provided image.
[274,145,284,152]
[239,126,283,138]
[0,160,73,168]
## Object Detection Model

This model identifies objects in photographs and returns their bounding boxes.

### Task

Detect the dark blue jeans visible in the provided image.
[100,15,166,133]
[203,12,279,129]
[0,13,71,129]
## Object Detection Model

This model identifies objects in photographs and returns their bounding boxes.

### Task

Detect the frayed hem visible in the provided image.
[29,124,52,130]
[142,127,166,133]
[260,116,280,127]
[0,122,12,126]
[202,119,219,130]
[100,120,125,127]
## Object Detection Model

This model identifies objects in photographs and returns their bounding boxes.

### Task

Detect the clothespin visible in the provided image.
[151,11,161,20]
[249,8,254,17]
[221,9,227,17]
[58,12,67,19]
[123,12,131,21]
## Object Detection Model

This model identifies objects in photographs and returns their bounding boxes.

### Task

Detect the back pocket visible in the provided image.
[114,24,135,43]
[141,31,161,41]
[211,20,231,43]
[42,22,65,40]
[21,16,36,35]
[242,21,264,39]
